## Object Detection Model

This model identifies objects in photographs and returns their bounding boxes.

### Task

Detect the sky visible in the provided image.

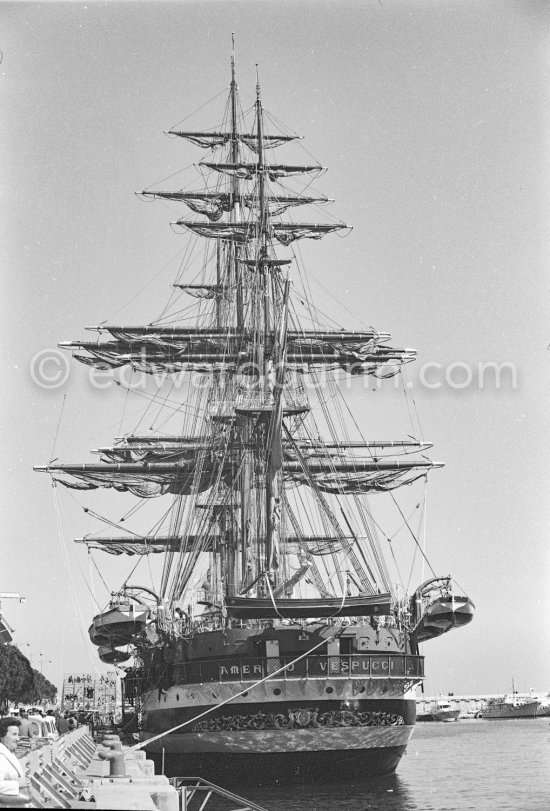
[1,0,549,699]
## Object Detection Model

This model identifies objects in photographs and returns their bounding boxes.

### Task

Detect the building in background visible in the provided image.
[60,672,120,721]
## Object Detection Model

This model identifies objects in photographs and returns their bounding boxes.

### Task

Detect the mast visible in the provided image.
[229,35,244,329]
[255,67,283,584]
[222,37,241,600]
[227,37,249,598]
[34,56,445,616]
[255,67,268,257]
[265,279,289,582]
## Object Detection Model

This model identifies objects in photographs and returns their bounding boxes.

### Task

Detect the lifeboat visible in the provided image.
[98,645,132,664]
[225,593,392,620]
[88,622,111,647]
[88,601,148,647]
[412,577,475,643]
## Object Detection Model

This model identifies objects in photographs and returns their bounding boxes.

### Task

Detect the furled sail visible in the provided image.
[139,190,330,219]
[75,534,363,557]
[59,326,414,376]
[36,456,440,498]
[172,221,347,244]
[86,326,391,342]
[75,536,205,555]
[199,161,322,180]
[174,284,226,299]
[93,438,432,464]
[167,130,301,150]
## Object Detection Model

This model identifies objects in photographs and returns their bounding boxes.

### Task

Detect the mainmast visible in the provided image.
[255,68,268,257]
[254,69,286,586]
[264,278,289,582]
[223,38,242,600]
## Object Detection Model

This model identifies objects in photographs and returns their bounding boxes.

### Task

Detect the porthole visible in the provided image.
[242,691,248,697]
[326,686,334,694]
[176,694,180,701]
[273,688,281,696]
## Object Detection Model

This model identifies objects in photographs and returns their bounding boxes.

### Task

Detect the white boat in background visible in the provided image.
[483,694,540,719]
[534,695,550,716]
[430,699,460,722]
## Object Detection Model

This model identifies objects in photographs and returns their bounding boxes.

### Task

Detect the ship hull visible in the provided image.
[141,684,416,784]
[146,737,410,785]
[431,708,460,722]
[483,702,540,719]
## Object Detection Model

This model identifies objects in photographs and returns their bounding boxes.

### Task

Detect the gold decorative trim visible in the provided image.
[193,707,404,732]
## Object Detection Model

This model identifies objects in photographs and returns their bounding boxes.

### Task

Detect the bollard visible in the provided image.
[101,734,122,751]
[97,748,126,777]
[109,752,126,777]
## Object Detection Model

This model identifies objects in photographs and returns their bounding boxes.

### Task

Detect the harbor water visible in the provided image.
[235,719,549,810]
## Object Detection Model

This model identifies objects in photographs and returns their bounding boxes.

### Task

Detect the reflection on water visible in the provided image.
[232,720,549,811]
[244,775,414,811]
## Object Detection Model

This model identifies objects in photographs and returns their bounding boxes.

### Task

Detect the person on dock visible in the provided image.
[15,711,33,755]
[0,717,31,806]
[55,712,70,735]
[16,711,33,742]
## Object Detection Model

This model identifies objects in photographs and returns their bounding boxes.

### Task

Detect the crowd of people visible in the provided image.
[0,706,89,804]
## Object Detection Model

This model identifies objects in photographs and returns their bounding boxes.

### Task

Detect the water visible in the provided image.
[236,719,550,810]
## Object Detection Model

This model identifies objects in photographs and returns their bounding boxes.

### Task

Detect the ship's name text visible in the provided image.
[219,657,393,680]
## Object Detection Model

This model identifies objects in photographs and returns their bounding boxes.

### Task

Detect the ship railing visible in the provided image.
[170,776,269,811]
[172,653,424,685]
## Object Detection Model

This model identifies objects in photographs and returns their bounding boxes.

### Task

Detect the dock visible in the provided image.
[14,727,267,810]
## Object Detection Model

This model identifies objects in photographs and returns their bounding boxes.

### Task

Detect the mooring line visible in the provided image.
[127,629,340,752]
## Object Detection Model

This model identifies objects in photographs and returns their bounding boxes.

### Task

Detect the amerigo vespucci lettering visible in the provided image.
[193,707,405,732]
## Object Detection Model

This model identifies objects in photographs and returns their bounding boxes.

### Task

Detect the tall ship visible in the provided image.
[35,51,474,783]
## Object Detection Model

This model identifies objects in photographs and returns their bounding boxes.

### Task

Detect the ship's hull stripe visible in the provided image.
[142,678,418,712]
[141,724,414,753]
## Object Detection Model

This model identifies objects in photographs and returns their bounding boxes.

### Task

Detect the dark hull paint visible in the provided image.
[149,744,408,786]
[143,697,416,785]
